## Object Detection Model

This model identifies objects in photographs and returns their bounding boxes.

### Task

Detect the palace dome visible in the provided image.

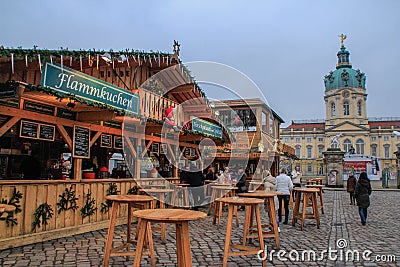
[324,45,366,91]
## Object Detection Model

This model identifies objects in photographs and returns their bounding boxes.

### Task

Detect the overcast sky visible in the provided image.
[2,0,399,126]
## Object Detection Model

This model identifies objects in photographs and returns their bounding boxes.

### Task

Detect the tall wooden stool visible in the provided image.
[305,184,324,214]
[171,183,190,208]
[103,195,154,267]
[219,197,266,267]
[133,209,207,267]
[239,191,281,249]
[291,188,320,230]
[209,185,238,226]
[139,188,174,244]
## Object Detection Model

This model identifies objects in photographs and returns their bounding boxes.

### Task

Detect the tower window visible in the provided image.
[343,101,350,116]
[356,139,364,154]
[343,139,352,152]
[331,102,336,117]
[357,101,362,116]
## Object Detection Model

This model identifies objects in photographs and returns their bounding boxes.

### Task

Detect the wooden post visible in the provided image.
[73,158,82,181]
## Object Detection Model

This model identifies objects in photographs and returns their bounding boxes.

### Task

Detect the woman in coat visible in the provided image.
[346,173,357,205]
[354,172,372,225]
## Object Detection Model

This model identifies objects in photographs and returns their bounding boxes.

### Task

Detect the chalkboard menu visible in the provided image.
[20,120,39,139]
[185,147,191,156]
[20,120,56,141]
[152,143,159,154]
[114,136,123,149]
[39,124,55,141]
[73,126,90,158]
[100,134,112,148]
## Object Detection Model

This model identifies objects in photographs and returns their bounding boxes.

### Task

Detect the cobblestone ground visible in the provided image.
[0,190,399,266]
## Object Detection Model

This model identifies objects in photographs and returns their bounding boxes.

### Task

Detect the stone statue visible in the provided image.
[330,134,343,148]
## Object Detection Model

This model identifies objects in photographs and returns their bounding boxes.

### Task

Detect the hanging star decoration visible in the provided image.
[173,40,180,56]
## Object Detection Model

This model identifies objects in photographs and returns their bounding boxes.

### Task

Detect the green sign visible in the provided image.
[191,116,222,138]
[41,63,139,114]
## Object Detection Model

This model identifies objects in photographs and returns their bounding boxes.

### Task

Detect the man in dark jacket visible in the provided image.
[354,172,372,225]
[236,166,247,211]
[186,164,205,209]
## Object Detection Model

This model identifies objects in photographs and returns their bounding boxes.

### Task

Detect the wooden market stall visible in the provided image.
[0,44,228,249]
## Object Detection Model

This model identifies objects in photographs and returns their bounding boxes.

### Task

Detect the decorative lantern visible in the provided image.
[99,166,109,178]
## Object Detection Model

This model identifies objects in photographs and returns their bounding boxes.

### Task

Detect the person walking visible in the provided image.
[185,164,205,210]
[346,173,357,205]
[291,166,302,199]
[276,168,293,225]
[263,170,281,232]
[236,166,247,211]
[354,172,372,225]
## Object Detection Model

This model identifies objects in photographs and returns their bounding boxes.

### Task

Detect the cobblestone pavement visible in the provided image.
[0,190,399,266]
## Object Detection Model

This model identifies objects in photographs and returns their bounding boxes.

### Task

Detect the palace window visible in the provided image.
[371,144,377,157]
[295,145,301,158]
[371,136,377,141]
[343,139,352,152]
[295,137,301,143]
[384,145,390,158]
[318,145,324,155]
[307,164,312,173]
[306,145,312,158]
[306,137,312,143]
[331,102,336,117]
[283,137,290,143]
[343,101,350,116]
[356,139,364,154]
[384,135,390,141]
[357,101,362,116]
[318,137,324,142]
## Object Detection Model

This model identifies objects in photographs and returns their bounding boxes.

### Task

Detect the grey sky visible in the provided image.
[2,1,399,126]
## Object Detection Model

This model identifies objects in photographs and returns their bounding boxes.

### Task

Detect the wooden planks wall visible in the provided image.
[0,179,137,250]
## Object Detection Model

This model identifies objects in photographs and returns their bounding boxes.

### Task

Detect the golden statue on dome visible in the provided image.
[339,34,347,47]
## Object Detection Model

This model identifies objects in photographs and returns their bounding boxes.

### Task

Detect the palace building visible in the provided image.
[280,36,400,180]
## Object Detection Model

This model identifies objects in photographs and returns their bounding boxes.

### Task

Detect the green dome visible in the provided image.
[324,46,366,91]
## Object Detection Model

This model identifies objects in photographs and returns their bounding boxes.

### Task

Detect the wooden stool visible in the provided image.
[139,188,174,244]
[219,197,266,267]
[133,209,207,267]
[209,185,238,226]
[305,184,324,214]
[171,183,190,208]
[102,195,154,267]
[239,191,281,249]
[291,188,320,230]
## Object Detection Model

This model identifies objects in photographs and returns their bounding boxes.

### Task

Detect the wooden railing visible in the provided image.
[139,89,179,123]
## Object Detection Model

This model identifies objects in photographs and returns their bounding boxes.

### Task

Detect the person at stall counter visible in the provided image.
[20,150,41,179]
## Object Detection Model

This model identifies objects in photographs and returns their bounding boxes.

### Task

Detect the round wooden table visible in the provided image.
[238,191,282,249]
[219,197,266,267]
[0,204,16,218]
[132,208,207,267]
[305,184,325,214]
[139,188,175,243]
[103,195,154,267]
[292,188,320,230]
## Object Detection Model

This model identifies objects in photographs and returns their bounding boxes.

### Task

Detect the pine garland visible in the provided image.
[0,188,23,227]
[56,186,79,214]
[100,183,120,213]
[32,203,53,231]
[80,190,97,219]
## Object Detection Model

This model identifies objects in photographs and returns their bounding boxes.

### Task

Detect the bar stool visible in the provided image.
[102,194,154,267]
[305,184,324,214]
[171,183,190,208]
[291,188,320,230]
[219,197,266,267]
[208,185,238,226]
[139,188,174,244]
[239,191,281,249]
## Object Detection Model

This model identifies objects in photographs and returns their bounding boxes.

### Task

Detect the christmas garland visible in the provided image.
[0,188,23,227]
[100,183,120,214]
[80,190,97,219]
[32,203,54,231]
[56,186,79,214]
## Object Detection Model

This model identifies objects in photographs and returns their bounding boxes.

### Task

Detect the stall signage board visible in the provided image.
[191,116,222,138]
[73,126,90,158]
[100,134,112,148]
[20,120,55,141]
[114,136,123,149]
[41,63,140,115]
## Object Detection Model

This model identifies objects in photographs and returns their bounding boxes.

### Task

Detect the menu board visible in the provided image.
[100,134,112,148]
[152,143,159,154]
[73,126,90,158]
[20,121,39,139]
[160,144,167,154]
[185,147,191,156]
[114,136,123,149]
[39,124,55,141]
